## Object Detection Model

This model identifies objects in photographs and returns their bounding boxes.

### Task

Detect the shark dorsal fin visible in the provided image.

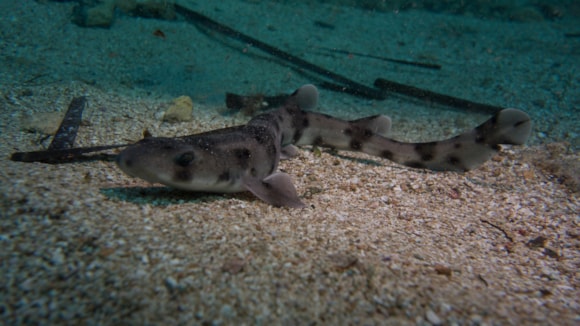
[350,115,392,137]
[289,84,318,110]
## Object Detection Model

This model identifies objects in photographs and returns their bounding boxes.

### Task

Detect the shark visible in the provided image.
[116,84,532,208]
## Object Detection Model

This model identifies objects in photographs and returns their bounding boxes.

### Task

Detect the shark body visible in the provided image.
[116,85,532,208]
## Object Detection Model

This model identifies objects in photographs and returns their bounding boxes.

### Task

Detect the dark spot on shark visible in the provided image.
[218,170,231,182]
[348,122,376,148]
[233,148,251,169]
[122,157,133,168]
[349,126,374,141]
[288,107,309,143]
[234,148,251,158]
[313,136,324,146]
[415,142,437,161]
[381,150,394,160]
[447,156,467,171]
[174,152,195,167]
[447,155,461,166]
[363,129,373,138]
[350,139,362,150]
[454,143,462,149]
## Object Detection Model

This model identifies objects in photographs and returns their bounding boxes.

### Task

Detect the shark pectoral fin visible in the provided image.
[242,172,305,208]
[280,145,300,160]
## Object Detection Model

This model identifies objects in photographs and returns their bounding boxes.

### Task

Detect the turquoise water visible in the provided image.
[1,0,579,147]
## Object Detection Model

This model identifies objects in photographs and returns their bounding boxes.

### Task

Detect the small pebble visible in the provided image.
[426,309,442,325]
[163,96,194,122]
[51,248,65,265]
[164,276,179,291]
[220,304,235,318]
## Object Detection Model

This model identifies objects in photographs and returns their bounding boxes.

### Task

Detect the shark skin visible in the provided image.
[116,85,532,208]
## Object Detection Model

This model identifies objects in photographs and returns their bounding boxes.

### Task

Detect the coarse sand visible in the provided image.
[1,0,579,324]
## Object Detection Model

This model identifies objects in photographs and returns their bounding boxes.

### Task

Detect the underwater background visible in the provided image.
[1,0,579,147]
[1,0,579,325]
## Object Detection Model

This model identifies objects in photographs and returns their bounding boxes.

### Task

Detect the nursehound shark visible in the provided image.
[116,85,531,208]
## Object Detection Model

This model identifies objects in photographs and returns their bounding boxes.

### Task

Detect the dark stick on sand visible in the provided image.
[318,47,442,70]
[11,97,131,164]
[49,96,86,150]
[10,144,129,164]
[374,78,504,114]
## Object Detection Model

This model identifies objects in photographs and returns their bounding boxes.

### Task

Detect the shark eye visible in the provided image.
[174,152,195,167]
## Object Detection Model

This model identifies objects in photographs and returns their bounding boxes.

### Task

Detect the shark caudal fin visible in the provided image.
[444,108,531,171]
[401,108,532,171]
[354,108,531,172]
[474,108,532,146]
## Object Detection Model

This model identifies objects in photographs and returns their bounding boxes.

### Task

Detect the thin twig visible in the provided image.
[374,78,504,114]
[318,47,442,70]
[480,218,513,242]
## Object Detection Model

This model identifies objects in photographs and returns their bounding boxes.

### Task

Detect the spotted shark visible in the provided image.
[116,84,531,208]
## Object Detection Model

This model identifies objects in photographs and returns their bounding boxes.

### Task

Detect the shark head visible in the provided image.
[116,136,244,192]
